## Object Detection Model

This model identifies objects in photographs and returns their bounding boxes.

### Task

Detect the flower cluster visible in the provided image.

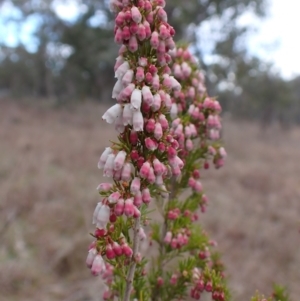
[86,1,185,299]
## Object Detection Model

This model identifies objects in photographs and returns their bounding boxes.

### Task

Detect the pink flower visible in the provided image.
[130,177,141,194]
[138,227,146,240]
[142,188,151,204]
[124,198,135,217]
[122,243,133,257]
[123,104,133,126]
[140,161,151,178]
[122,69,134,86]
[91,254,106,276]
[98,147,112,169]
[150,31,159,49]
[147,167,156,184]
[142,85,154,106]
[112,79,123,98]
[106,244,116,260]
[113,150,127,171]
[133,111,144,131]
[137,23,146,41]
[104,153,116,177]
[153,158,165,175]
[152,93,161,112]
[154,122,163,140]
[93,202,110,229]
[133,190,143,207]
[114,198,125,216]
[145,137,158,151]
[102,104,122,124]
[108,191,121,203]
[112,242,123,256]
[170,103,178,119]
[121,163,132,182]
[164,231,172,244]
[115,61,130,79]
[97,183,113,192]
[128,35,138,52]
[119,83,135,101]
[86,248,97,268]
[131,88,142,110]
[131,6,142,23]
[114,114,124,133]
[186,139,193,151]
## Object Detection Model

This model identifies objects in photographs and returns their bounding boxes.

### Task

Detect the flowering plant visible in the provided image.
[85,1,290,301]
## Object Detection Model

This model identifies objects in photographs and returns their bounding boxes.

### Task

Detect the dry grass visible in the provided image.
[0,99,299,301]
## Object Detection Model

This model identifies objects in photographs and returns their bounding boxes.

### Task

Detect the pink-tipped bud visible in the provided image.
[158,142,166,152]
[122,26,131,40]
[140,161,151,178]
[170,274,178,285]
[131,6,142,23]
[145,72,153,83]
[106,244,116,260]
[112,242,122,256]
[142,188,151,204]
[145,118,155,133]
[133,110,144,131]
[142,85,154,106]
[128,35,138,52]
[151,74,160,91]
[122,69,134,86]
[145,137,158,151]
[157,277,164,286]
[114,27,123,44]
[121,163,132,182]
[137,23,146,41]
[186,139,193,151]
[130,177,141,194]
[138,227,146,240]
[164,231,172,244]
[154,122,163,140]
[130,130,138,145]
[150,31,159,49]
[97,183,113,192]
[86,248,97,268]
[133,190,143,207]
[114,198,125,216]
[103,153,116,177]
[136,66,145,82]
[122,243,133,257]
[153,158,165,175]
[115,11,125,27]
[114,150,127,171]
[124,198,135,217]
[152,93,161,112]
[108,191,121,203]
[91,254,106,276]
[147,167,156,183]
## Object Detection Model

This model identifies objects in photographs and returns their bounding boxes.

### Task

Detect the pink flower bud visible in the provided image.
[205,281,213,292]
[108,191,121,204]
[167,146,177,158]
[154,122,163,140]
[115,11,125,27]
[145,72,153,83]
[159,24,170,39]
[186,139,193,151]
[138,227,146,240]
[122,69,134,86]
[219,147,227,158]
[114,27,123,44]
[152,93,161,111]
[145,137,158,151]
[102,104,122,124]
[131,6,142,23]
[140,161,151,178]
[86,248,97,268]
[131,88,142,110]
[122,243,133,257]
[157,39,166,54]
[132,111,144,132]
[133,205,141,218]
[130,21,139,34]
[137,23,146,41]
[164,231,172,244]
[122,26,131,40]
[147,167,156,183]
[115,61,130,79]
[128,35,138,52]
[106,244,116,260]
[91,254,106,276]
[136,66,145,82]
[133,190,143,207]
[124,198,135,216]
[144,20,151,38]
[170,274,178,285]
[121,163,132,182]
[142,188,151,204]
[166,37,175,50]
[153,158,165,175]
[188,177,196,188]
[119,83,135,101]
[158,142,166,152]
[130,130,138,145]
[114,150,127,171]
[151,74,160,91]
[112,242,123,256]
[146,10,153,23]
[114,55,124,72]
[144,0,152,11]
[145,118,155,133]
[150,31,159,49]
[114,198,125,216]
[104,153,116,177]
[113,168,122,181]
[130,149,139,160]
[97,182,113,192]
[142,85,154,106]
[170,103,178,119]
[98,147,113,169]
[130,177,141,194]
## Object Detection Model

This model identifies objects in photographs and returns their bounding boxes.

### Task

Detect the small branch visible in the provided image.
[123,217,141,301]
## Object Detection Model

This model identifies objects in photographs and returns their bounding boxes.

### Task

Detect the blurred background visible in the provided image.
[0,0,300,300]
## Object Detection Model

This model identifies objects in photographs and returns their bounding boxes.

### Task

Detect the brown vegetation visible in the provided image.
[0,99,299,301]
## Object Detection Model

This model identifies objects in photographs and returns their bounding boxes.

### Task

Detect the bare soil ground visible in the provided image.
[0,99,299,301]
